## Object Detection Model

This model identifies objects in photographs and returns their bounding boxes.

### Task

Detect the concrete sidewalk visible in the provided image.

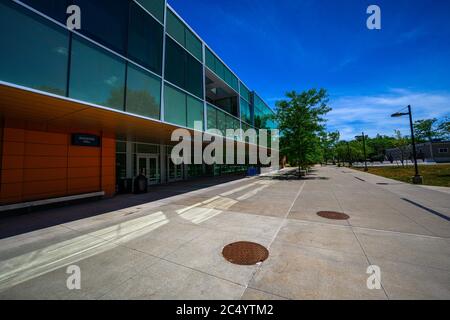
[0,166,449,300]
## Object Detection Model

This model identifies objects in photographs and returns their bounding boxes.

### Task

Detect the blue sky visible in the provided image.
[168,0,450,140]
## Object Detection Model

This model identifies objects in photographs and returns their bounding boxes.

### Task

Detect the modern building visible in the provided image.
[0,0,277,207]
[385,141,450,164]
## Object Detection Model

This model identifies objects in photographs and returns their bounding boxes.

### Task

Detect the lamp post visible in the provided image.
[355,132,368,171]
[391,105,423,184]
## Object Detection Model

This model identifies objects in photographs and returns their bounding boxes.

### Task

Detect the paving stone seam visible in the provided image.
[239,180,306,300]
[330,181,391,300]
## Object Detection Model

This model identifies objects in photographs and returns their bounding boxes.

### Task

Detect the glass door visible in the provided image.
[136,154,160,186]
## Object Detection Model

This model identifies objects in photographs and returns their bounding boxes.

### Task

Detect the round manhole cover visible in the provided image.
[317,211,350,220]
[222,241,269,265]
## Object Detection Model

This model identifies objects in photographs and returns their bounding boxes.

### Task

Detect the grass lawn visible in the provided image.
[355,164,450,187]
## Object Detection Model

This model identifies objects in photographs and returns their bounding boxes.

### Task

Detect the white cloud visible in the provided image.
[327,89,450,140]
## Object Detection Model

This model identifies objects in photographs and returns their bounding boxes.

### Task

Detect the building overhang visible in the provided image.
[0,83,275,155]
[0,83,197,145]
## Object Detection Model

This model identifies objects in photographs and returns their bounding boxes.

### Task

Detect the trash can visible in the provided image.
[133,174,148,194]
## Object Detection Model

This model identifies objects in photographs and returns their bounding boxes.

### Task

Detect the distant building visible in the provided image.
[385,141,450,163]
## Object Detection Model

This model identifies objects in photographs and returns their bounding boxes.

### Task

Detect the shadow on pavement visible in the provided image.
[0,173,247,239]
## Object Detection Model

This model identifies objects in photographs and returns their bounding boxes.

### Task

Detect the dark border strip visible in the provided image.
[402,198,450,222]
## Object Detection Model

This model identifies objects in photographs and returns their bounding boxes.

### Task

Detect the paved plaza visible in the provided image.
[0,166,449,300]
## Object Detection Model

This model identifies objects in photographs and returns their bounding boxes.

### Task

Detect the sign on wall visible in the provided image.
[71,134,101,147]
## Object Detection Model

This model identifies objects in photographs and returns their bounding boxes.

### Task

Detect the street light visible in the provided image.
[355,132,368,172]
[391,105,423,184]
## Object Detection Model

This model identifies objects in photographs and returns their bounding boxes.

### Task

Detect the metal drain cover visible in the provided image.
[222,241,269,265]
[317,211,350,220]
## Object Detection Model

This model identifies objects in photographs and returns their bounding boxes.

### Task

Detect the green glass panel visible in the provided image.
[69,35,126,110]
[207,105,217,130]
[128,1,163,74]
[231,74,239,92]
[225,114,235,134]
[73,0,129,55]
[165,37,185,89]
[240,82,251,102]
[205,48,215,71]
[240,98,252,125]
[187,96,204,130]
[136,143,159,154]
[126,64,161,119]
[116,141,126,153]
[215,61,225,80]
[234,118,240,131]
[217,110,226,135]
[136,0,165,23]
[185,29,203,61]
[223,69,231,87]
[164,84,186,126]
[20,0,68,23]
[185,54,203,99]
[165,37,203,99]
[167,9,185,46]
[0,0,69,96]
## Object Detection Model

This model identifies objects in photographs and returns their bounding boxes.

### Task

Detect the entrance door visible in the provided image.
[167,157,184,182]
[136,154,160,185]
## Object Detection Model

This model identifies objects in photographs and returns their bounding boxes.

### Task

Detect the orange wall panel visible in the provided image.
[24,157,67,169]
[23,168,68,182]
[2,155,24,169]
[0,124,116,205]
[25,144,68,157]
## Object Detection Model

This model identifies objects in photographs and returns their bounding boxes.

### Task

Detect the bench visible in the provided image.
[0,191,105,212]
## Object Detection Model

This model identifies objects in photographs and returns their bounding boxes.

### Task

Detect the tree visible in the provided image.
[414,118,444,143]
[393,130,410,167]
[320,131,340,164]
[366,134,396,162]
[275,89,332,175]
[437,116,450,139]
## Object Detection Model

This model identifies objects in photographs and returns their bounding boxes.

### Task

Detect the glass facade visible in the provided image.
[0,0,277,137]
[166,9,202,61]
[72,0,129,55]
[253,93,276,129]
[240,98,252,125]
[240,82,251,103]
[128,1,163,75]
[187,96,204,130]
[205,48,239,92]
[20,0,68,23]
[126,64,161,119]
[69,35,126,111]
[164,84,186,127]
[207,104,217,130]
[165,37,203,99]
[135,0,165,23]
[0,0,69,96]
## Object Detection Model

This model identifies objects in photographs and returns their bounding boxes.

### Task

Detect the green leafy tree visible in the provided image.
[393,130,410,167]
[320,131,340,164]
[437,116,450,139]
[414,118,444,143]
[275,89,331,175]
[366,134,397,162]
